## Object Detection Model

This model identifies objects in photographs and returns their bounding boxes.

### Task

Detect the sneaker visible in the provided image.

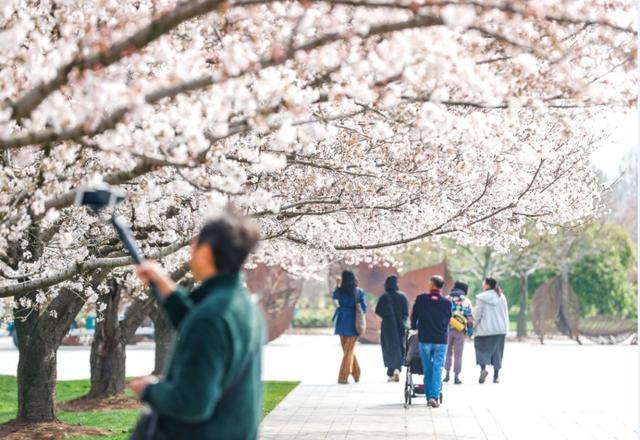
[387,376,394,382]
[479,370,489,384]
[427,398,437,408]
[493,377,500,384]
[443,373,450,383]
[454,376,462,385]
[393,370,400,382]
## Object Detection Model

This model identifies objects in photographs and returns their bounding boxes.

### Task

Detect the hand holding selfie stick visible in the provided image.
[75,184,162,302]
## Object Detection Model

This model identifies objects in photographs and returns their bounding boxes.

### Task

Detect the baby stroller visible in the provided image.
[403,331,443,408]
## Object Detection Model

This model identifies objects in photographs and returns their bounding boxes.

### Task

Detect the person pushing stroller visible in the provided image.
[410,275,452,408]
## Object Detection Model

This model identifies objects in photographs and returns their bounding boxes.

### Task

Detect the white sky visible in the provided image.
[590,110,637,178]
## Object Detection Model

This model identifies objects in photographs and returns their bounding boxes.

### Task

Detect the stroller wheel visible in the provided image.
[439,392,443,404]
[404,372,412,408]
[404,386,412,408]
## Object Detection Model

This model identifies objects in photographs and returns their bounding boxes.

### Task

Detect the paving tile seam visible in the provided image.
[468,405,489,440]
[575,417,603,440]
[446,408,459,440]
[277,385,317,437]
[541,409,571,440]
[487,408,508,440]
[322,387,353,440]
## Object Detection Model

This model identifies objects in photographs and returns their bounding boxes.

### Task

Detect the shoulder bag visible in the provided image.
[354,288,367,337]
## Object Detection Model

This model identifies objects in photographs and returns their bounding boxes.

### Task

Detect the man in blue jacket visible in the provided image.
[129,210,264,439]
[410,275,452,408]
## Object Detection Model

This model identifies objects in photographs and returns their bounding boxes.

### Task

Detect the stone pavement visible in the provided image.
[260,334,638,440]
[260,382,636,440]
[1,333,637,439]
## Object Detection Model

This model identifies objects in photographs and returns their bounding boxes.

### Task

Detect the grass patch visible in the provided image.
[59,410,139,440]
[0,375,298,439]
[263,381,299,416]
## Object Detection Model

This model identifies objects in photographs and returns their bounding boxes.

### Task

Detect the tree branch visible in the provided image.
[120,261,190,339]
[0,14,445,151]
[0,238,190,298]
[280,161,544,251]
[8,0,227,120]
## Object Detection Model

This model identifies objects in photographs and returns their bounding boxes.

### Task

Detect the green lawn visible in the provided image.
[0,376,298,439]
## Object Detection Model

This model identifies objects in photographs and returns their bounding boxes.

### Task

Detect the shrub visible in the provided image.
[291,309,334,328]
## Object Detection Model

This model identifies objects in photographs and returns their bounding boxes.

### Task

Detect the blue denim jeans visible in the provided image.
[418,342,448,400]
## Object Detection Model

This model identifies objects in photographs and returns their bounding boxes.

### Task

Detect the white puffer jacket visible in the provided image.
[474,289,509,337]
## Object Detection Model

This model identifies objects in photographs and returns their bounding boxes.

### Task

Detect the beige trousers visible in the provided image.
[338,336,361,384]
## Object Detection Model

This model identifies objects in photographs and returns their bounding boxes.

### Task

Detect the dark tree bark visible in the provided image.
[150,305,175,375]
[150,274,191,375]
[86,263,189,397]
[517,272,529,338]
[558,266,582,345]
[15,302,56,423]
[14,287,86,422]
[11,219,85,422]
[87,283,154,398]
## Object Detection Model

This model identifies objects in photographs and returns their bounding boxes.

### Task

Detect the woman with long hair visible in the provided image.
[332,270,367,384]
[375,275,409,382]
[474,277,509,384]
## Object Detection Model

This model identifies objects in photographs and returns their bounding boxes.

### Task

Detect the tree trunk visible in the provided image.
[151,305,175,375]
[150,270,190,375]
[517,272,529,338]
[87,282,155,398]
[85,263,189,397]
[88,337,127,397]
[15,313,56,422]
[88,279,127,398]
[14,287,86,422]
[558,267,582,344]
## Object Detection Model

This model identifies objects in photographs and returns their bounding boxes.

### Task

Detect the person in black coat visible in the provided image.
[410,275,452,408]
[375,276,409,382]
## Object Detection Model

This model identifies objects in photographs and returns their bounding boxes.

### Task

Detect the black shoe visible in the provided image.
[454,376,462,385]
[443,373,450,383]
[479,370,488,384]
[493,376,500,384]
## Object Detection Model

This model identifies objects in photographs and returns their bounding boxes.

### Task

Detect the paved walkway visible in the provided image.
[260,334,638,440]
[1,333,637,439]
[261,382,635,440]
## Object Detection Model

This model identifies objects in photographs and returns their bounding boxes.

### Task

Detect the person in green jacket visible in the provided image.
[129,210,264,440]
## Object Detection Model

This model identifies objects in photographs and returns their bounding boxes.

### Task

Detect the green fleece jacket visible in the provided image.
[141,272,265,439]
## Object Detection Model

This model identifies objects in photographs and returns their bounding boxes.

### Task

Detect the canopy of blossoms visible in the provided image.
[0,0,635,316]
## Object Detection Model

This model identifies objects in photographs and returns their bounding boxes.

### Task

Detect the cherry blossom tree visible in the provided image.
[0,0,635,423]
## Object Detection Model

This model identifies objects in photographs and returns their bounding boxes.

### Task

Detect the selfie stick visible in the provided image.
[75,185,162,302]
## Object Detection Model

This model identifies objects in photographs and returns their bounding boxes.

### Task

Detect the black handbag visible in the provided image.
[130,407,167,440]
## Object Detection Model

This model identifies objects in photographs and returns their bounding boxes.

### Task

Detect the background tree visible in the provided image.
[606,148,637,241]
[569,223,636,318]
[498,228,548,338]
